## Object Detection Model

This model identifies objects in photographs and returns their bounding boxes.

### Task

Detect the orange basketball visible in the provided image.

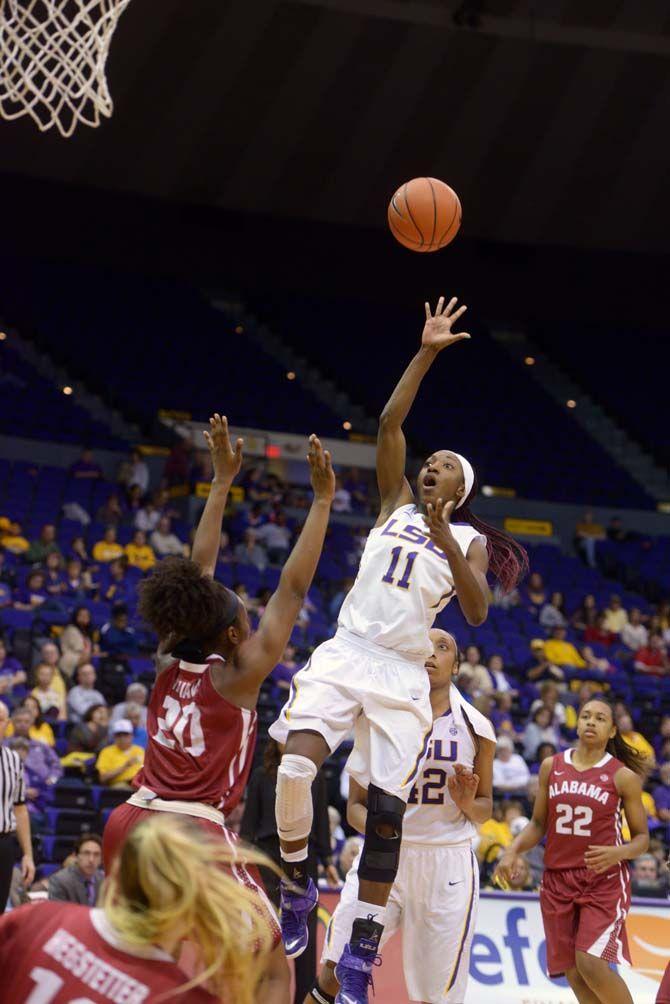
[387,177,462,252]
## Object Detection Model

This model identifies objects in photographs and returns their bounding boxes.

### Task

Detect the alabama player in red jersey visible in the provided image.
[496,696,649,1004]
[0,813,278,1004]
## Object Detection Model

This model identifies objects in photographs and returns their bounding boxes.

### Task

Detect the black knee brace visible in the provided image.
[357,784,406,884]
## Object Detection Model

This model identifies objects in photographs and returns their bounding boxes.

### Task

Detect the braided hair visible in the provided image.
[458,476,528,594]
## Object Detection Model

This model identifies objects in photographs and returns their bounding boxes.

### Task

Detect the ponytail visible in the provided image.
[102,814,278,1003]
[458,478,529,594]
[606,730,649,777]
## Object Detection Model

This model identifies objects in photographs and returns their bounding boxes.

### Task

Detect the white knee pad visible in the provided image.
[276,753,318,842]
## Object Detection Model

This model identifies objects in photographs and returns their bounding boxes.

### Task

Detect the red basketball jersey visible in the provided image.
[135,656,257,813]
[0,902,217,1003]
[545,748,625,870]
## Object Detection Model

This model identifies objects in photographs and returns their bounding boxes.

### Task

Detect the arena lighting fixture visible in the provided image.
[524,356,535,366]
[235,325,244,334]
[62,386,73,395]
[286,371,296,380]
[343,421,352,431]
[567,399,577,409]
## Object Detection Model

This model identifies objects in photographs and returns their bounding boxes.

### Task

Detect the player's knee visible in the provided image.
[358,784,406,883]
[275,753,318,842]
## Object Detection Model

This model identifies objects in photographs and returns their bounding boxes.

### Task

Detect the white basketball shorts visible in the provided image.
[323,842,479,1004]
[268,628,432,800]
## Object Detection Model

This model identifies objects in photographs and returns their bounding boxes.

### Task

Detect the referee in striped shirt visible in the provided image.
[0,703,34,912]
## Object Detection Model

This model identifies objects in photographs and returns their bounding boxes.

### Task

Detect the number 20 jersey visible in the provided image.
[338,503,485,660]
[134,656,257,814]
[544,748,625,871]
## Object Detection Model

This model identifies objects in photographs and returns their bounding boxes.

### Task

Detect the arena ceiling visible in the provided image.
[1,0,670,252]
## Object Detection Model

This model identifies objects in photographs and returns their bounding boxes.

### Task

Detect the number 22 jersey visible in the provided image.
[134,655,257,814]
[338,503,485,660]
[544,748,625,871]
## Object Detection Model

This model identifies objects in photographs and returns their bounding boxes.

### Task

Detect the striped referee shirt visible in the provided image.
[0,746,25,834]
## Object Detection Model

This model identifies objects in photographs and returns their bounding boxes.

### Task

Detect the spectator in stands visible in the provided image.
[1,519,29,555]
[43,552,67,599]
[233,527,267,572]
[150,515,185,558]
[100,603,138,659]
[67,664,106,723]
[530,681,571,729]
[544,625,586,669]
[615,709,656,767]
[96,493,124,527]
[126,702,148,749]
[631,854,668,899]
[13,570,48,610]
[458,644,488,692]
[0,551,16,592]
[583,611,615,648]
[5,696,55,746]
[490,692,521,742]
[634,631,670,676]
[337,836,364,881]
[524,572,547,617]
[574,510,605,567]
[124,529,155,572]
[48,834,104,905]
[217,530,234,565]
[96,719,144,788]
[526,639,565,683]
[69,447,103,480]
[606,516,629,542]
[232,581,254,613]
[68,535,91,566]
[37,641,67,689]
[603,594,628,635]
[529,741,557,775]
[67,704,110,757]
[539,591,568,630]
[135,498,161,534]
[570,593,599,633]
[477,800,519,863]
[59,606,98,680]
[92,526,124,564]
[270,643,299,692]
[654,715,670,761]
[102,558,135,606]
[331,476,352,513]
[492,735,530,794]
[6,708,62,789]
[654,762,670,837]
[523,706,560,761]
[109,682,148,731]
[256,513,291,564]
[128,449,150,496]
[31,663,67,720]
[25,523,61,565]
[621,607,649,652]
[0,638,26,692]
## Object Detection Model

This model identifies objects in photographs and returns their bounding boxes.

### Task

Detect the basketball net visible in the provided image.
[0,0,130,138]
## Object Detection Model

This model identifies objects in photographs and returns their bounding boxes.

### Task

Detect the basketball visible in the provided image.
[387,177,462,252]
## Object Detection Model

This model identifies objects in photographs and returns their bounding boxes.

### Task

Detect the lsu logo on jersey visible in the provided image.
[427,738,458,763]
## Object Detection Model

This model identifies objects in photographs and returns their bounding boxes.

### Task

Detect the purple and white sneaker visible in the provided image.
[334,918,383,1004]
[279,876,318,959]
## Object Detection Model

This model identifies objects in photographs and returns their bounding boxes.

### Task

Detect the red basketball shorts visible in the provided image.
[657,962,670,1004]
[540,865,631,978]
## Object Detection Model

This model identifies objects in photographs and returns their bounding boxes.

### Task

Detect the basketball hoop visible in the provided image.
[0,0,130,138]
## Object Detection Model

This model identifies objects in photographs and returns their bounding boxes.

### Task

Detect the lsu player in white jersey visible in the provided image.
[307,629,496,1004]
[270,296,527,1004]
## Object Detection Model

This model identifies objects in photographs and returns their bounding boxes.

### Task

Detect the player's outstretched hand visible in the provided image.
[584,844,623,875]
[203,414,243,485]
[307,434,335,502]
[422,296,470,352]
[493,850,523,890]
[425,497,456,553]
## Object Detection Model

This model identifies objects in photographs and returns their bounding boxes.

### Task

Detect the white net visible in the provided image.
[0,0,130,138]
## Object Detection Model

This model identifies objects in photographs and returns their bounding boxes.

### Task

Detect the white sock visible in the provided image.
[353,900,387,928]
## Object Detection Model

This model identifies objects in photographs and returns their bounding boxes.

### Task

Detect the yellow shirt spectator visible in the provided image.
[5,719,55,746]
[544,638,586,668]
[31,663,68,720]
[125,539,156,572]
[93,539,124,563]
[477,818,512,862]
[96,724,144,787]
[603,599,628,634]
[2,528,29,554]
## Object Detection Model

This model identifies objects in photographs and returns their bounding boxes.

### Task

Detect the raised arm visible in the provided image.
[231,436,334,698]
[191,415,243,578]
[494,756,551,886]
[376,297,470,526]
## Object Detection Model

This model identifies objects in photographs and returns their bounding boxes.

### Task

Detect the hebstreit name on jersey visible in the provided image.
[44,928,149,1003]
[549,780,611,805]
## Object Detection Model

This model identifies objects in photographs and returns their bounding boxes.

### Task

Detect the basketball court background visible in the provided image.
[309,891,670,1003]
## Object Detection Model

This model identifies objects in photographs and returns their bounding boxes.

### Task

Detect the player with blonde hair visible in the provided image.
[0,813,282,1003]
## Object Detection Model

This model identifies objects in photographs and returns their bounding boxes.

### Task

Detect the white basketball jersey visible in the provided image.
[404,685,496,846]
[338,503,485,659]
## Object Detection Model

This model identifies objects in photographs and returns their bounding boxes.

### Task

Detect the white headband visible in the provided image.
[447,452,475,509]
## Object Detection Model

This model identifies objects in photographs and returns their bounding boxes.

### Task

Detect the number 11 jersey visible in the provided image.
[544,748,625,871]
[338,503,485,660]
[134,656,257,814]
